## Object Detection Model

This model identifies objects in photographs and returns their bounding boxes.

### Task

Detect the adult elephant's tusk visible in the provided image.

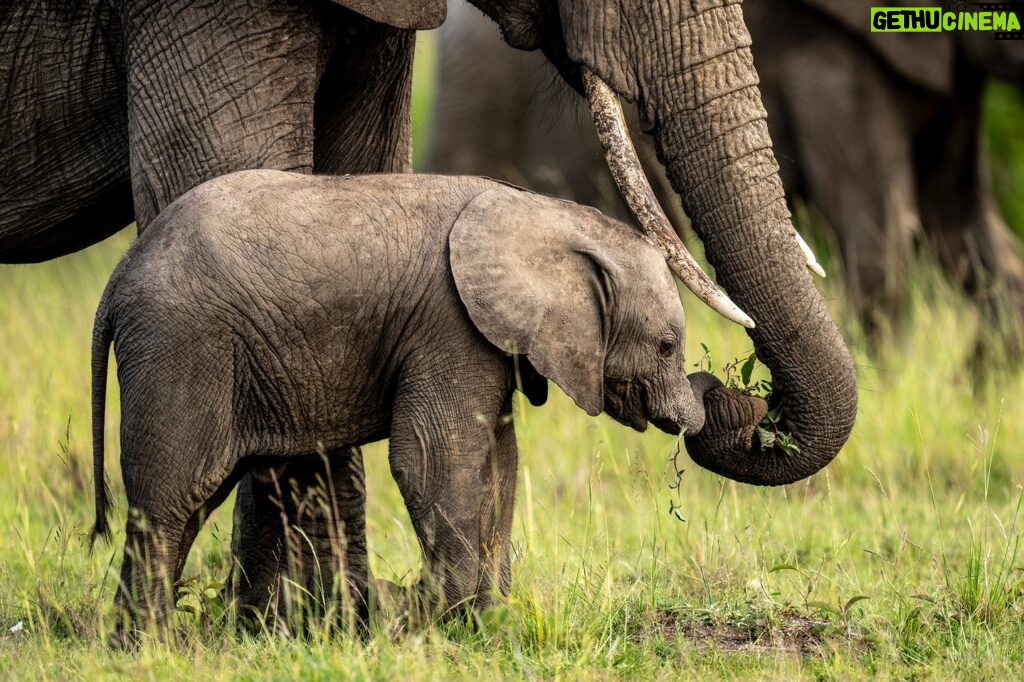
[795,231,826,278]
[581,68,755,329]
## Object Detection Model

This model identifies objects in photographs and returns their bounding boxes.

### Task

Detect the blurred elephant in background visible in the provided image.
[4,0,857,624]
[748,0,1024,353]
[427,0,1024,355]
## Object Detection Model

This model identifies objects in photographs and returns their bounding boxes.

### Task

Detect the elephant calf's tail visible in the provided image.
[89,299,114,549]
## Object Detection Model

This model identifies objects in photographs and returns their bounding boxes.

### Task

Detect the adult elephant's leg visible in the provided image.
[776,42,919,335]
[225,11,417,625]
[917,84,1024,365]
[313,16,417,173]
[388,364,517,617]
[122,0,328,230]
[229,449,370,630]
[228,474,280,621]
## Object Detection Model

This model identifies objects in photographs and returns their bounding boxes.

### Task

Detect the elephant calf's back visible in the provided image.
[111,170,495,455]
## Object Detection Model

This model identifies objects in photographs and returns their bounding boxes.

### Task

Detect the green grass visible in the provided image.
[3,34,1024,682]
[3,227,1024,678]
[986,82,1024,237]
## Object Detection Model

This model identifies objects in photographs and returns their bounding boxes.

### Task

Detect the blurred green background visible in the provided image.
[986,82,1024,234]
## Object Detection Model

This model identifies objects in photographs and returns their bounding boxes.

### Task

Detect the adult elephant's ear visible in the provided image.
[450,187,619,417]
[332,0,446,29]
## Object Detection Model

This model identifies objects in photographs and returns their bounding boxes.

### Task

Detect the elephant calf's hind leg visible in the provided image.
[114,467,235,640]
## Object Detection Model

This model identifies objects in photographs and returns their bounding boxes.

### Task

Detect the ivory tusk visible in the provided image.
[795,231,826,278]
[580,67,755,329]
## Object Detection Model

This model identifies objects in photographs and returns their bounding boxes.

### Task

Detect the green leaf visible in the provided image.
[769,564,799,573]
[740,354,757,387]
[696,343,713,371]
[668,500,687,523]
[775,431,802,455]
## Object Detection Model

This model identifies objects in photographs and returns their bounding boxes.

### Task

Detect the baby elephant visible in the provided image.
[90,169,707,633]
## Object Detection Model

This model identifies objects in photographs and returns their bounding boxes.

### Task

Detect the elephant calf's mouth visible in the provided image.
[650,416,682,436]
[643,385,683,435]
[605,378,649,432]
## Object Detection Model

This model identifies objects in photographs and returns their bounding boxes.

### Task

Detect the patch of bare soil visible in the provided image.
[651,608,871,657]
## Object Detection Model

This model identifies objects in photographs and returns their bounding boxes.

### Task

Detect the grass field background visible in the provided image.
[3,36,1024,680]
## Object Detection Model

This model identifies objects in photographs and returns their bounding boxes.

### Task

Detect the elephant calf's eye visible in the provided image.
[658,338,677,358]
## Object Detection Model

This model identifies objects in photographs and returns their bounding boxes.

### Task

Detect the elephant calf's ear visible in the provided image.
[331,0,446,29]
[449,187,614,417]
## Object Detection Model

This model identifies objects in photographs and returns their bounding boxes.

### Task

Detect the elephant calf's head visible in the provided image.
[449,185,705,436]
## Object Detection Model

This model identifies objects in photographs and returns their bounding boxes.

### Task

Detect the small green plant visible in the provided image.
[667,443,687,523]
[694,348,801,456]
[695,342,714,373]
[175,576,227,636]
[721,351,771,397]
[756,403,801,457]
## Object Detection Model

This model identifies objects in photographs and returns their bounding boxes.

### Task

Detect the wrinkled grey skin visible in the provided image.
[91,170,709,632]
[0,0,441,262]
[427,0,1024,352]
[10,0,857,625]
[425,2,688,232]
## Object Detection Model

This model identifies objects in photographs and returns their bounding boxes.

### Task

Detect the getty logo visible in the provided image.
[871,3,1023,38]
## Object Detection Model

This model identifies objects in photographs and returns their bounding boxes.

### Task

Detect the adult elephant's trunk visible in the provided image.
[581,4,857,486]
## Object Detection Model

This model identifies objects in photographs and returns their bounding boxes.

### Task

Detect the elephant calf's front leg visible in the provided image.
[389,372,518,617]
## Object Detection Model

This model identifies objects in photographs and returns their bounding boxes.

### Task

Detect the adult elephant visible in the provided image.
[1,0,438,261]
[746,0,1024,351]
[428,0,1024,352]
[3,0,857,623]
